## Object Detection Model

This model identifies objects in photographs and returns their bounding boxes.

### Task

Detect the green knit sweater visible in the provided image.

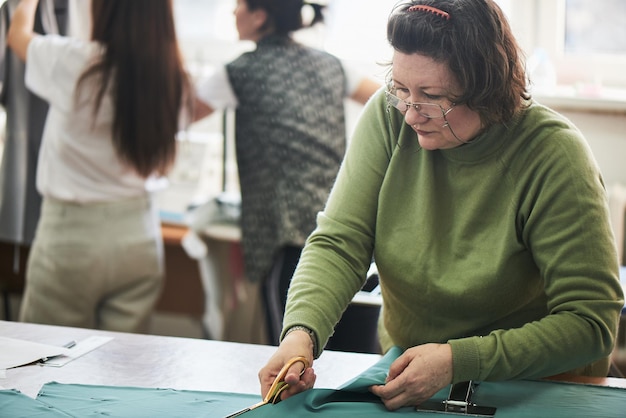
[282,90,624,383]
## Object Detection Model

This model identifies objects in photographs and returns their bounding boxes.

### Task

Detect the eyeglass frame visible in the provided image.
[385,85,456,119]
[384,82,469,144]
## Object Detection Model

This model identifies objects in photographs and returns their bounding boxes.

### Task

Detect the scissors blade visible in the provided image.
[224,399,267,418]
[224,407,249,418]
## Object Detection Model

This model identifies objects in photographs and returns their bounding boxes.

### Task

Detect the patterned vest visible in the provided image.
[226,35,347,282]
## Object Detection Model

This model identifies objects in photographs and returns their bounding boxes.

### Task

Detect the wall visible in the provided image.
[557,111,626,187]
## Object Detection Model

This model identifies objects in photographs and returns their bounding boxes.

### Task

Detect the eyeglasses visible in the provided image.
[385,88,455,119]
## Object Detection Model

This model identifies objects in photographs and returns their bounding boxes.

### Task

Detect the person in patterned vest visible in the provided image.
[194,0,379,344]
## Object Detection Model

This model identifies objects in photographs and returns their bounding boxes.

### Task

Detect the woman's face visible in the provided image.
[390,51,483,150]
[233,0,267,42]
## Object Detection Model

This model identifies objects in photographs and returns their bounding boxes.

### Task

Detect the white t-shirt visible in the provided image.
[26,35,162,203]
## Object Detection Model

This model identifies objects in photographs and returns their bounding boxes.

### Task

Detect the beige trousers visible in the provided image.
[19,195,164,333]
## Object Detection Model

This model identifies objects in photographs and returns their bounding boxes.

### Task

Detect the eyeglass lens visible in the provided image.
[385,90,447,119]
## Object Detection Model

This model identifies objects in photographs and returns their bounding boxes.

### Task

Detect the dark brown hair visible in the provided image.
[76,0,191,177]
[246,0,325,36]
[388,0,530,127]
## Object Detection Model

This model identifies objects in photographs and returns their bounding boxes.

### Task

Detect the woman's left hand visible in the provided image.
[369,343,453,411]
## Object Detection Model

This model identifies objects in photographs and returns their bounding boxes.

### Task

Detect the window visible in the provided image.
[322,0,396,79]
[512,0,626,91]
[173,0,251,70]
[172,0,625,102]
[564,0,626,55]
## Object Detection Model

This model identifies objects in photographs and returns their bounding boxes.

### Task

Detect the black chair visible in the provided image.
[0,242,28,321]
[326,267,382,354]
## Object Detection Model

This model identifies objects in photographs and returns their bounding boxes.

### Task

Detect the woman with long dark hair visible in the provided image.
[8,0,191,332]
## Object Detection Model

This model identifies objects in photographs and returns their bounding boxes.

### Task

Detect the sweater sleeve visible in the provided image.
[281,90,394,356]
[449,107,624,381]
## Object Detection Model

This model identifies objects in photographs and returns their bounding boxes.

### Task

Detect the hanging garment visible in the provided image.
[0,0,68,246]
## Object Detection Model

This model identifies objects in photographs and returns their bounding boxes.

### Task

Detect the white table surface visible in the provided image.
[0,320,381,399]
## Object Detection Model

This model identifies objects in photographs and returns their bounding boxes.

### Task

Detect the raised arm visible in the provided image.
[350,77,381,105]
[192,95,215,122]
[7,0,39,62]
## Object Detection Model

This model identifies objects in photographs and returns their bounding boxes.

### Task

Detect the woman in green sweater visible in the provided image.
[259,0,624,410]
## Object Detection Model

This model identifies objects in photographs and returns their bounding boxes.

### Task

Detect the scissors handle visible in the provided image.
[263,356,309,404]
[224,356,309,418]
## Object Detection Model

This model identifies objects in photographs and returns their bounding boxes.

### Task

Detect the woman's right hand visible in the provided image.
[258,329,316,401]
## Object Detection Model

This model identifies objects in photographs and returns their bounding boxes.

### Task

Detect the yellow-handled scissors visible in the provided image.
[224,356,309,417]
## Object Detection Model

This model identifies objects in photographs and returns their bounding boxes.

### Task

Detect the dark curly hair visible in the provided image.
[388,0,530,128]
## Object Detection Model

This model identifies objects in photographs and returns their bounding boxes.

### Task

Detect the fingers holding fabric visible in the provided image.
[369,343,453,410]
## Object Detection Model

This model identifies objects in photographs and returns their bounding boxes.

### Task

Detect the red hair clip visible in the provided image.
[408,4,450,20]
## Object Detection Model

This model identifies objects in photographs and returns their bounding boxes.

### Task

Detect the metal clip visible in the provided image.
[416,381,497,416]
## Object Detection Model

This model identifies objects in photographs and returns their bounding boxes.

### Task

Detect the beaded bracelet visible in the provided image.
[285,325,318,357]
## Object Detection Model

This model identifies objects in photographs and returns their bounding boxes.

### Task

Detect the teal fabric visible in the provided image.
[336,345,403,392]
[5,347,624,417]
[246,346,626,417]
[33,378,626,418]
[36,383,260,417]
[247,380,626,417]
[0,389,72,417]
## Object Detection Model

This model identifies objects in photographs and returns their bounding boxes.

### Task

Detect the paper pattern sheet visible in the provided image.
[0,337,71,370]
[39,336,113,368]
